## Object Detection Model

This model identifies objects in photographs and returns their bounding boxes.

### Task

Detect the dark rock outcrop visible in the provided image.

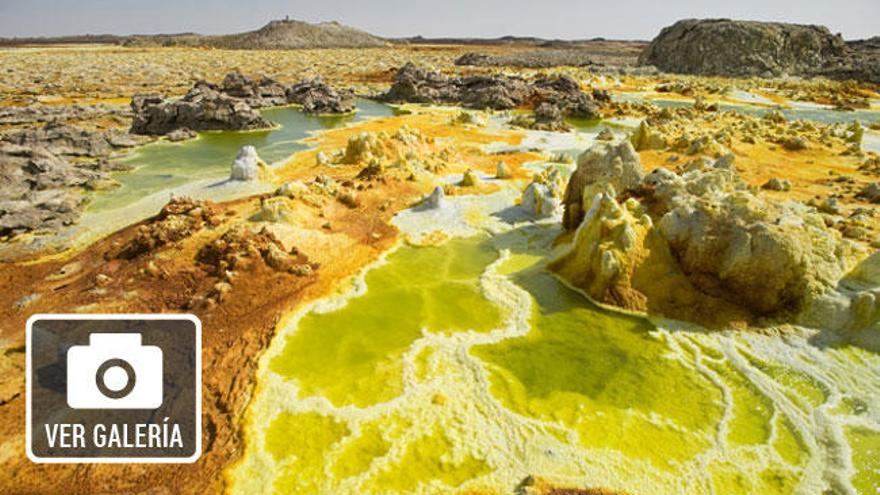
[818,37,880,84]
[286,77,355,114]
[0,103,130,127]
[0,146,108,237]
[130,83,274,135]
[220,72,288,108]
[0,120,155,237]
[382,63,461,104]
[1,122,151,158]
[130,72,360,135]
[381,63,602,119]
[639,19,846,78]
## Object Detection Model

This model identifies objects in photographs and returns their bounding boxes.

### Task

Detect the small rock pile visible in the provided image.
[330,125,445,179]
[117,197,222,259]
[196,224,311,276]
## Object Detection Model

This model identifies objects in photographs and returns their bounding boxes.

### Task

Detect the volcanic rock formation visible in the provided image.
[286,77,355,114]
[382,63,603,119]
[130,72,359,135]
[0,147,103,237]
[130,84,273,135]
[552,140,875,330]
[639,19,845,78]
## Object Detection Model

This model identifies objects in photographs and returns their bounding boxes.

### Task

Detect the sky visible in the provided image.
[0,0,877,40]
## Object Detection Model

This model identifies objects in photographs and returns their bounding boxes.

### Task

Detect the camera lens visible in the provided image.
[95,358,137,399]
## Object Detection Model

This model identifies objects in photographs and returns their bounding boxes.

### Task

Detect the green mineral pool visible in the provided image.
[230,226,880,495]
[86,99,395,212]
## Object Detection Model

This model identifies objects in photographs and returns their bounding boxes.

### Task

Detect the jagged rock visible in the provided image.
[495,161,511,179]
[451,111,482,126]
[286,77,355,114]
[356,158,384,180]
[781,135,808,151]
[532,76,601,119]
[1,122,148,158]
[221,72,258,98]
[686,135,727,156]
[552,144,867,328]
[762,177,792,191]
[220,72,288,107]
[818,197,842,215]
[336,189,359,208]
[382,63,461,104]
[166,128,196,142]
[0,189,84,238]
[275,180,309,198]
[196,224,309,277]
[459,74,531,110]
[422,186,445,209]
[118,197,221,258]
[130,82,273,135]
[0,147,107,237]
[454,53,493,66]
[459,169,479,187]
[229,145,265,181]
[258,197,293,222]
[521,182,560,218]
[562,140,643,229]
[0,102,130,127]
[630,120,667,150]
[764,110,787,123]
[382,63,602,117]
[639,19,846,78]
[596,128,615,141]
[798,252,880,332]
[341,132,380,164]
[856,183,880,203]
[531,102,569,131]
[656,81,695,96]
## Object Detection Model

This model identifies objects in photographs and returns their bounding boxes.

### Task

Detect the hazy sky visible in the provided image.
[0,0,877,40]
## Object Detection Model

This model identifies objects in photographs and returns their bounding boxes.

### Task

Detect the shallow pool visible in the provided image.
[231,225,880,495]
[87,99,395,212]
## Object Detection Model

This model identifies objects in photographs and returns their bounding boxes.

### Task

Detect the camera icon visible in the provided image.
[67,333,163,409]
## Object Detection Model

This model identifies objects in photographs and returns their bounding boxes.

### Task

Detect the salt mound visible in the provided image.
[229,145,265,181]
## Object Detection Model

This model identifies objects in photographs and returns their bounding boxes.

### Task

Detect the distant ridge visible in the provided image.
[0,19,388,50]
[399,35,649,46]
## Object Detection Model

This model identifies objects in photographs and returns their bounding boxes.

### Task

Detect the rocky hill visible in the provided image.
[52,19,391,50]
[206,19,387,49]
[639,19,846,78]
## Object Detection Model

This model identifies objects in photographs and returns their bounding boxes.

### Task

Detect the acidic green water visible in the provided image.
[87,100,394,212]
[270,236,503,408]
[232,228,880,494]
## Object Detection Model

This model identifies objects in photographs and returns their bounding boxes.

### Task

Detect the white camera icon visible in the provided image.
[67,333,163,409]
